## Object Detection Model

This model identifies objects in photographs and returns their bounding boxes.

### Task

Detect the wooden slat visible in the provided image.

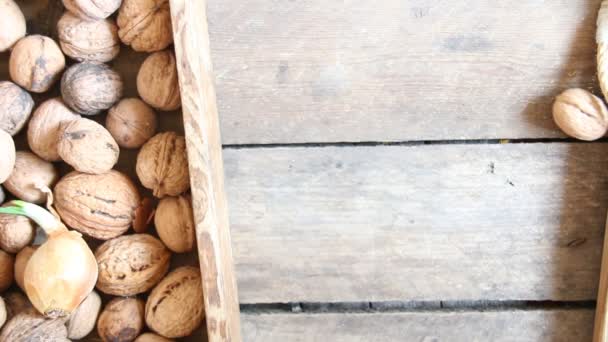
[225,143,608,303]
[241,310,594,342]
[207,0,600,144]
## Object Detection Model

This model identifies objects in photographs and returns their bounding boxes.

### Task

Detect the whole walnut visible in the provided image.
[137,50,181,111]
[66,290,101,340]
[106,98,158,149]
[3,151,58,203]
[553,88,608,141]
[98,297,145,342]
[0,312,69,342]
[136,132,190,198]
[27,98,80,162]
[9,35,66,93]
[135,333,174,342]
[0,0,26,52]
[145,266,204,338]
[0,130,15,183]
[14,246,35,291]
[0,208,34,254]
[57,11,120,63]
[0,81,33,136]
[155,195,195,253]
[96,234,171,296]
[62,0,121,20]
[61,62,123,115]
[54,171,141,240]
[0,250,14,293]
[57,118,120,174]
[117,0,172,52]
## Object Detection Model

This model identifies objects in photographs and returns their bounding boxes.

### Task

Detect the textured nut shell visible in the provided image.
[145,266,204,338]
[106,98,158,148]
[27,98,80,161]
[135,333,174,342]
[61,62,123,115]
[54,171,141,240]
[0,81,33,136]
[0,128,16,183]
[98,297,145,342]
[96,234,170,296]
[14,246,35,291]
[137,50,181,111]
[553,88,608,141]
[57,12,120,62]
[3,151,58,203]
[63,0,121,20]
[0,209,34,254]
[0,311,68,342]
[9,35,66,93]
[155,195,195,253]
[0,297,6,329]
[136,132,190,198]
[58,118,120,174]
[0,250,13,293]
[67,290,101,340]
[0,0,26,52]
[117,0,172,52]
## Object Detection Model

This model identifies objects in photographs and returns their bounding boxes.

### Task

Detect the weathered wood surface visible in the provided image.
[241,310,595,342]
[225,143,608,303]
[207,0,600,144]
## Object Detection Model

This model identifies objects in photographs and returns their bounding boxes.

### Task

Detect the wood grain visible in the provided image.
[241,310,594,342]
[170,0,242,341]
[225,143,608,303]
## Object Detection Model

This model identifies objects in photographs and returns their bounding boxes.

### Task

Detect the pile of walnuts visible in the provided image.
[0,0,203,340]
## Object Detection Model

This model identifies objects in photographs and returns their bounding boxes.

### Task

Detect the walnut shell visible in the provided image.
[155,195,195,253]
[54,171,141,240]
[63,0,121,20]
[136,132,190,198]
[57,11,120,63]
[14,246,35,291]
[9,35,66,93]
[3,151,58,203]
[57,118,120,174]
[117,0,172,52]
[0,250,13,293]
[0,126,16,184]
[0,311,68,342]
[61,62,123,115]
[0,0,26,52]
[137,50,181,111]
[96,234,170,296]
[135,333,174,342]
[66,290,101,340]
[0,208,34,254]
[0,81,33,136]
[98,297,145,342]
[106,98,158,149]
[145,266,204,338]
[27,98,81,162]
[553,88,608,141]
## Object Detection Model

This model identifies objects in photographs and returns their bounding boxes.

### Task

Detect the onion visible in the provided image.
[0,195,98,318]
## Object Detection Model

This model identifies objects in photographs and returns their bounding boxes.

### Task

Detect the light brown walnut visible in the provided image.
[137,50,181,111]
[3,151,58,203]
[0,0,26,52]
[0,311,68,341]
[0,208,34,254]
[66,290,101,340]
[0,250,13,293]
[553,88,608,141]
[62,0,121,20]
[155,195,195,253]
[57,11,120,63]
[0,130,15,183]
[97,297,145,342]
[135,333,174,342]
[61,62,123,115]
[117,0,172,52]
[14,246,35,291]
[106,98,158,149]
[0,81,33,136]
[9,35,65,93]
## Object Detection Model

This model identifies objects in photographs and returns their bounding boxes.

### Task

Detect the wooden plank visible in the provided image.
[594,212,608,342]
[224,143,608,303]
[170,1,242,341]
[207,0,600,144]
[241,310,595,342]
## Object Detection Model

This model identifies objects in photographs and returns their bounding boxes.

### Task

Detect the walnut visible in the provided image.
[117,0,172,52]
[9,35,66,93]
[3,151,59,203]
[57,118,120,174]
[54,171,141,240]
[0,250,13,293]
[155,195,195,253]
[0,208,34,254]
[0,130,15,184]
[14,246,35,291]
[553,88,608,141]
[0,81,34,136]
[137,50,181,111]
[0,297,6,330]
[66,290,101,340]
[96,234,171,296]
[57,11,120,63]
[0,0,26,52]
[145,266,204,338]
[0,311,68,342]
[97,297,145,342]
[106,98,158,149]
[61,62,123,115]
[136,132,190,198]
[27,98,80,162]
[135,333,174,342]
[62,0,121,20]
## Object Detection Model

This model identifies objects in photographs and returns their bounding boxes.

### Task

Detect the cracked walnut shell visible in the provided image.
[0,81,34,136]
[9,35,66,93]
[97,297,145,342]
[57,11,120,63]
[137,50,181,111]
[553,88,608,141]
[117,0,172,52]
[27,98,80,162]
